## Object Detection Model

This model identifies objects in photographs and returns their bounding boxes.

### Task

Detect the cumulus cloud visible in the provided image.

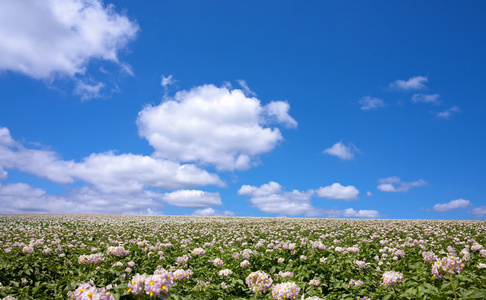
[137,84,297,171]
[412,94,440,104]
[238,181,314,216]
[315,183,359,200]
[0,183,162,214]
[471,206,486,218]
[389,76,428,90]
[377,176,427,192]
[0,127,224,195]
[323,142,359,160]
[433,106,460,119]
[192,207,234,217]
[433,199,471,212]
[161,190,222,208]
[0,0,138,79]
[359,96,386,111]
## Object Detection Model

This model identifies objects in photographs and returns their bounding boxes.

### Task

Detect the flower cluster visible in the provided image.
[219,269,232,277]
[422,251,438,263]
[176,255,190,265]
[471,243,483,251]
[308,279,321,286]
[128,271,175,299]
[349,279,364,286]
[173,269,191,281]
[192,248,206,256]
[480,249,486,258]
[78,253,105,265]
[246,271,273,293]
[67,282,114,300]
[353,260,369,269]
[278,271,294,278]
[432,256,464,279]
[240,260,250,267]
[22,246,34,254]
[212,258,223,267]
[395,250,405,258]
[127,274,146,296]
[271,282,300,300]
[107,246,129,257]
[382,271,403,286]
[477,263,486,269]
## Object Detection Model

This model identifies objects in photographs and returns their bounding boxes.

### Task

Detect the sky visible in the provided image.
[0,0,485,219]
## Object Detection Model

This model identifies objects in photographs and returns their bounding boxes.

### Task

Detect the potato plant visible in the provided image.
[0,215,485,299]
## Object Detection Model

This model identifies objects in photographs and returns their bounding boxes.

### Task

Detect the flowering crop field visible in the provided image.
[1,215,486,300]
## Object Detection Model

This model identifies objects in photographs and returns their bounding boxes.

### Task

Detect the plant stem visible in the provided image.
[448,273,458,300]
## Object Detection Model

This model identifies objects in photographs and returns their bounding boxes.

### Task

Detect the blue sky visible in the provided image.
[0,0,485,219]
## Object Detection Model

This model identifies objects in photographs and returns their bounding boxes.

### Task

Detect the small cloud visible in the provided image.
[366,191,372,196]
[263,101,298,128]
[307,208,381,218]
[323,141,359,160]
[471,206,486,218]
[161,75,175,88]
[389,76,428,91]
[73,80,105,101]
[237,79,257,97]
[315,183,359,200]
[359,96,386,111]
[433,106,460,119]
[161,190,222,208]
[192,207,234,217]
[433,199,471,212]
[342,208,381,218]
[412,94,441,105]
[377,176,427,192]
[238,181,315,216]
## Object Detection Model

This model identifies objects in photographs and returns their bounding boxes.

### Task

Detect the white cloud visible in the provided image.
[74,80,105,101]
[237,79,256,97]
[377,176,427,192]
[161,75,175,88]
[137,84,297,171]
[434,106,460,119]
[359,96,386,111]
[307,208,381,218]
[161,190,221,208]
[192,207,234,217]
[471,206,486,218]
[0,0,138,79]
[342,208,381,218]
[238,181,314,216]
[315,183,359,200]
[0,183,162,214]
[412,94,440,104]
[389,76,428,90]
[323,142,359,160]
[0,127,224,195]
[433,199,471,212]
[263,101,298,128]
[366,191,372,196]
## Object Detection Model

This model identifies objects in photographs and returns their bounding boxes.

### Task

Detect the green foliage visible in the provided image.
[0,215,485,299]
